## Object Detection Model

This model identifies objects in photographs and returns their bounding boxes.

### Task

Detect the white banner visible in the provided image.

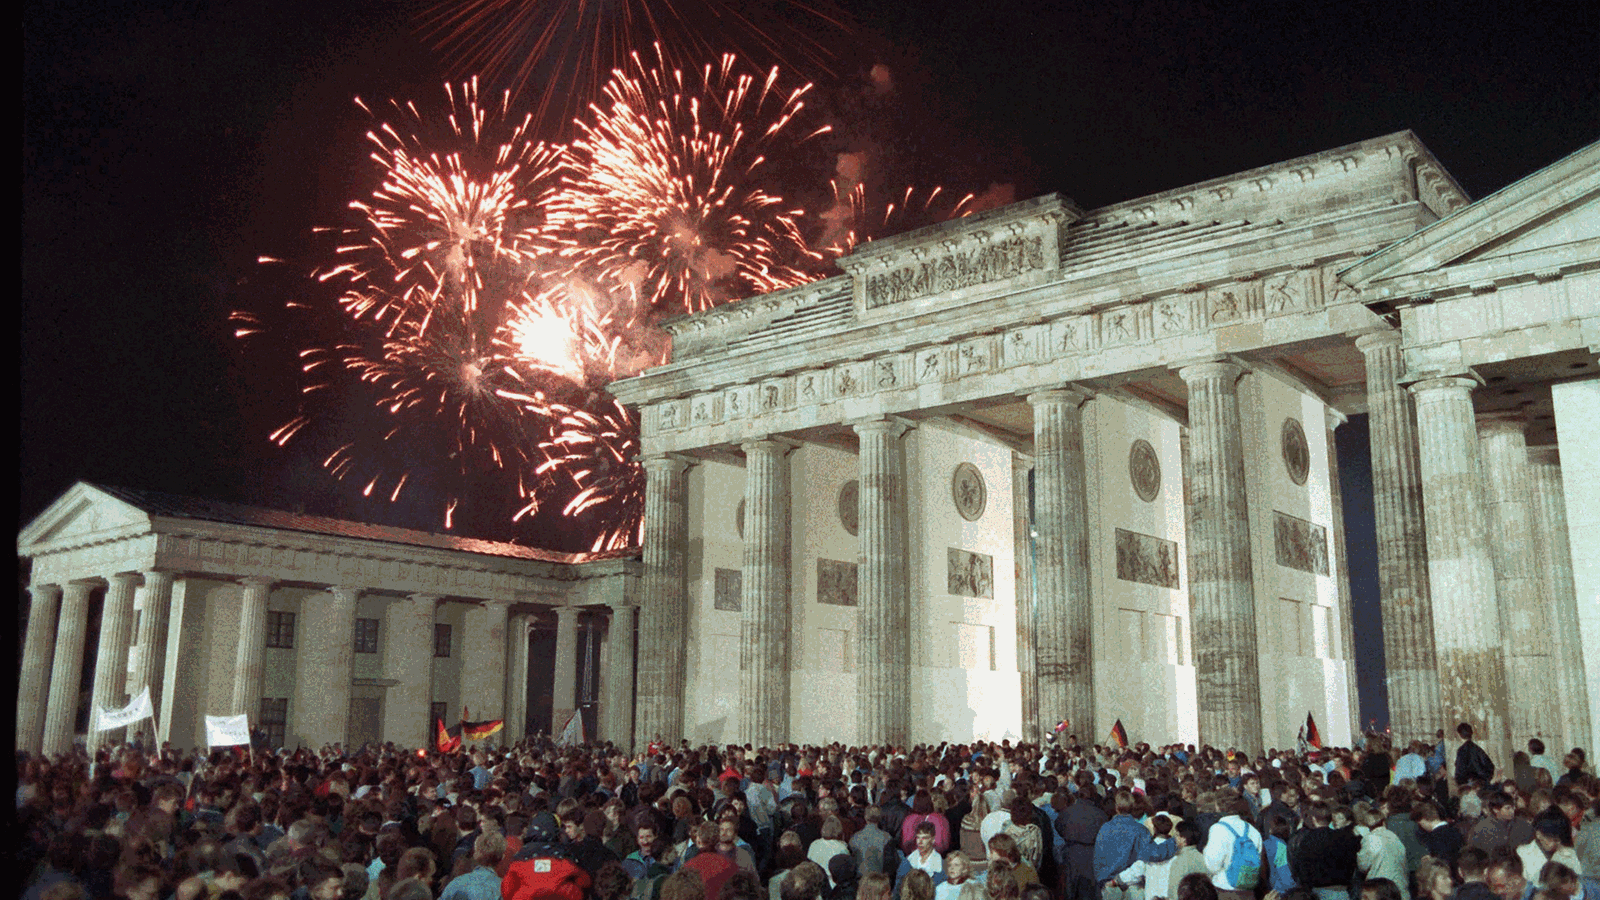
[205,714,251,747]
[557,711,583,746]
[94,686,154,731]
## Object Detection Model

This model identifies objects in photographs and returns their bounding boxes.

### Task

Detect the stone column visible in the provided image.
[43,580,96,757]
[1324,410,1360,740]
[855,420,910,746]
[637,455,690,743]
[381,594,436,749]
[17,583,62,753]
[127,571,175,739]
[1478,413,1557,744]
[296,586,359,747]
[1409,376,1511,766]
[89,572,141,746]
[603,604,637,749]
[740,438,793,746]
[460,599,511,735]
[1528,448,1592,752]
[1028,389,1096,742]
[553,606,580,734]
[1354,330,1441,742]
[1178,360,1263,755]
[1012,454,1039,743]
[231,578,274,717]
[506,612,532,745]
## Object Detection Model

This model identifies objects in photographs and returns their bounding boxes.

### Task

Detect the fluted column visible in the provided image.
[740,438,793,747]
[1013,454,1039,743]
[1354,331,1441,742]
[90,573,141,745]
[18,583,62,753]
[381,594,436,749]
[231,577,274,716]
[855,420,910,746]
[553,606,580,734]
[1325,410,1360,740]
[296,586,359,747]
[602,604,637,749]
[1178,360,1263,755]
[1478,414,1557,744]
[1028,389,1095,742]
[1409,376,1511,767]
[43,580,97,757]
[1528,448,1592,752]
[638,455,690,743]
[460,599,511,736]
[506,612,531,745]
[127,571,175,739]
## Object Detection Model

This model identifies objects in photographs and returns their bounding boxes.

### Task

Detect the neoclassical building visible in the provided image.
[18,132,1598,760]
[16,484,641,755]
[608,131,1598,763]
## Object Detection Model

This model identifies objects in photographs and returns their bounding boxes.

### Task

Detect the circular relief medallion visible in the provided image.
[1129,439,1161,502]
[735,500,745,539]
[838,480,860,536]
[952,462,987,522]
[1282,417,1310,486]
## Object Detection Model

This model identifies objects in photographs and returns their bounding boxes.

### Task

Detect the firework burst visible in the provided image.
[524,396,647,552]
[416,0,853,134]
[820,181,977,256]
[545,45,832,316]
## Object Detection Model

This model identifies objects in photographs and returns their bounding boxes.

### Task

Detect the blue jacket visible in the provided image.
[1093,814,1177,882]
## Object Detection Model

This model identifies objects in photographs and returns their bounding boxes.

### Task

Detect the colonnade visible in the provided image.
[16,570,635,756]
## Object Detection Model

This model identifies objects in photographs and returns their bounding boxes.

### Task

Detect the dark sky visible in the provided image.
[20,0,1598,721]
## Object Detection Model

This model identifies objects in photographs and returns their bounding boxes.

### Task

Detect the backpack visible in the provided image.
[1222,820,1260,889]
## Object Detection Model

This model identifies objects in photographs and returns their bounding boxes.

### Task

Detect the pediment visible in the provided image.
[1343,140,1600,298]
[18,482,153,553]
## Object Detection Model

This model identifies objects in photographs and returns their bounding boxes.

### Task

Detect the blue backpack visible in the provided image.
[1222,820,1260,889]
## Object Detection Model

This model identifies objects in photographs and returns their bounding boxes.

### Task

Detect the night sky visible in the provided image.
[22,0,1599,727]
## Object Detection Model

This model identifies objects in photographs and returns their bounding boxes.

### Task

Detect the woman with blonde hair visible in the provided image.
[1414,855,1456,900]
[935,853,973,900]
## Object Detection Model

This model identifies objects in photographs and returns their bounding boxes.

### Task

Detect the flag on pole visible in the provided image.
[1109,719,1129,749]
[95,687,154,732]
[436,719,462,753]
[459,706,504,741]
[205,714,251,748]
[1053,719,1070,734]
[557,711,584,746]
[1304,712,1322,750]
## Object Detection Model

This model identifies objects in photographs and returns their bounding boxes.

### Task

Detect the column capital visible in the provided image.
[63,579,98,598]
[740,436,801,456]
[1408,374,1481,398]
[28,583,63,602]
[1325,407,1348,430]
[852,418,909,440]
[1176,357,1245,386]
[1353,328,1403,353]
[641,454,691,476]
[1025,386,1091,408]
[108,572,144,588]
[554,605,581,623]
[1527,445,1560,466]
[1012,452,1035,472]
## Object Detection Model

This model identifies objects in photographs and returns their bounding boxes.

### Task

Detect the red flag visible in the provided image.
[1054,720,1070,734]
[436,719,461,754]
[1305,712,1323,750]
[1109,720,1129,749]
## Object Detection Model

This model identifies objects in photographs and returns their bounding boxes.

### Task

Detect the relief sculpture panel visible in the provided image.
[947,548,995,598]
[1115,528,1181,589]
[1274,512,1329,575]
[817,559,859,606]
[714,568,742,611]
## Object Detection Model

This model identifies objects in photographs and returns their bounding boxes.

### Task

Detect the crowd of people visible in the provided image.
[14,724,1600,900]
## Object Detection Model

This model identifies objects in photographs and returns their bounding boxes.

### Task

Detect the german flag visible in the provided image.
[436,719,462,754]
[460,706,504,741]
[1304,712,1322,750]
[1109,719,1129,749]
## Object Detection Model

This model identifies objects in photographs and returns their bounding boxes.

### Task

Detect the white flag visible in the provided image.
[557,711,583,746]
[94,686,154,732]
[205,714,252,747]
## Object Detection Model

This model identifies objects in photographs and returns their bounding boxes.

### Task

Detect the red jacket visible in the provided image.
[502,851,590,900]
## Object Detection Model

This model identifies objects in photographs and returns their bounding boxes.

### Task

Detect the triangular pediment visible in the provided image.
[1343,140,1600,299]
[18,482,154,553]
